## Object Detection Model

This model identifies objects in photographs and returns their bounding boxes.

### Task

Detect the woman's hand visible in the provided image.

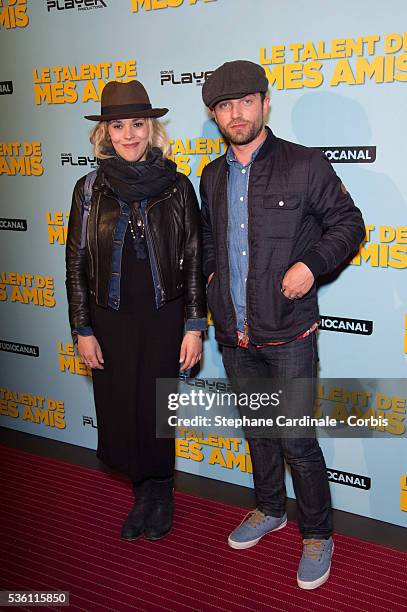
[77,335,104,370]
[179,331,202,371]
[207,272,215,285]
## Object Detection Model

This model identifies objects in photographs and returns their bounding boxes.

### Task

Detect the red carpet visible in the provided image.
[0,445,406,611]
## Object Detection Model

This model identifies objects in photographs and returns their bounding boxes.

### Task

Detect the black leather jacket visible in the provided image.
[66,169,206,334]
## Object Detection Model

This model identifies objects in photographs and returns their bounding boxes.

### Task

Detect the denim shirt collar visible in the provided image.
[226,130,268,168]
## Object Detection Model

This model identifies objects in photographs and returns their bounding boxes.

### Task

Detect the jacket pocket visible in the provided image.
[252,268,296,335]
[177,246,185,290]
[86,232,95,284]
[262,192,302,238]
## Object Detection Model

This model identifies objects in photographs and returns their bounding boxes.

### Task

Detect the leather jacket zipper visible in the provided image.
[145,192,172,297]
[87,191,101,283]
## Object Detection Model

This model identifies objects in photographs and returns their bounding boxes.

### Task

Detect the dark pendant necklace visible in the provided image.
[128,216,145,240]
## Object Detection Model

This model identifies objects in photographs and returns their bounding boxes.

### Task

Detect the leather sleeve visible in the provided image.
[300,151,366,278]
[65,177,92,334]
[180,175,207,322]
[200,168,216,280]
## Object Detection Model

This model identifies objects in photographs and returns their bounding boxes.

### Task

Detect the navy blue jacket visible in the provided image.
[200,128,365,346]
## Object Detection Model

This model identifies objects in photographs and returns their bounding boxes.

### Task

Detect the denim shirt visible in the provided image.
[226,141,265,332]
[76,196,206,337]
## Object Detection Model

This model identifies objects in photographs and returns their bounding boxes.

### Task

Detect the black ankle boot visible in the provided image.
[144,477,174,541]
[121,479,151,541]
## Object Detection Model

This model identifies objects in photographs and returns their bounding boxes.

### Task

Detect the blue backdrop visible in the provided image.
[1,0,406,527]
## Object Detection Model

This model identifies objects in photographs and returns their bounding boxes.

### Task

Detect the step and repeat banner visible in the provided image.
[1,0,406,528]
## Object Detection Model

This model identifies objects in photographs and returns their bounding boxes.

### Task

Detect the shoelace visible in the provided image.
[302,538,325,560]
[240,509,266,528]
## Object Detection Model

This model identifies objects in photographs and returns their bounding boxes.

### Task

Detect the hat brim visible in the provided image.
[207,91,261,109]
[84,108,168,121]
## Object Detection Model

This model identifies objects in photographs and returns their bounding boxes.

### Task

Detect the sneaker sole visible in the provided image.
[297,543,334,590]
[228,518,287,550]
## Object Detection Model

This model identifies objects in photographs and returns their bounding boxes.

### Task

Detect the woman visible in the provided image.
[66,80,206,541]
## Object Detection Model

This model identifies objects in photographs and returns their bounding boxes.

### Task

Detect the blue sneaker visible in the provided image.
[228,509,287,549]
[297,537,334,589]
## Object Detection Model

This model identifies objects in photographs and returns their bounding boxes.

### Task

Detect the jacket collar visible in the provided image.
[256,126,278,161]
[92,167,108,193]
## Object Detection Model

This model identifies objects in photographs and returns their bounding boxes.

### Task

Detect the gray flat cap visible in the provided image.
[202,60,269,108]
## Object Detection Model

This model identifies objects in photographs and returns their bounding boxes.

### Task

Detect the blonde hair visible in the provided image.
[90,118,171,159]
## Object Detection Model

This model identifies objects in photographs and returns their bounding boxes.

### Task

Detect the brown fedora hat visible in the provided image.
[84,80,168,121]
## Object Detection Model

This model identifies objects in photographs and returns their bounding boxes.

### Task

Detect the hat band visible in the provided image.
[101,103,152,116]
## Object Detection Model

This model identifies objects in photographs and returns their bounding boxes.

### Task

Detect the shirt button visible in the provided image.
[242,251,246,256]
[240,223,245,229]
[240,196,244,202]
[278,200,285,207]
[241,169,246,174]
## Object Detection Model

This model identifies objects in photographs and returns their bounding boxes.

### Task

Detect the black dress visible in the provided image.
[90,224,184,482]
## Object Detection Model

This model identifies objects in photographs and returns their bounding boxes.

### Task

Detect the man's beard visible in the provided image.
[219,118,264,145]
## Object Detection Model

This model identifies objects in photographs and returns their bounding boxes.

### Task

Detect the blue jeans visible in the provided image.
[222,333,332,539]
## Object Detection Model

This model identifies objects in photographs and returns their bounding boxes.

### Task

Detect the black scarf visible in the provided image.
[100,148,177,204]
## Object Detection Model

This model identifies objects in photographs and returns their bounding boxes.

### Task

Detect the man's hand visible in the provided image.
[281,262,315,300]
[208,272,215,285]
[77,335,104,370]
[179,332,202,371]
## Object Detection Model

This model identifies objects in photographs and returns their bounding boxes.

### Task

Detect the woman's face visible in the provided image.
[107,118,149,162]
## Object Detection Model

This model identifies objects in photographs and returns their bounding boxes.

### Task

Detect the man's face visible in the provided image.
[211,93,269,145]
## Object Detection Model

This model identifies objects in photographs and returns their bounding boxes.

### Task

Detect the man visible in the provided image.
[200,60,365,589]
